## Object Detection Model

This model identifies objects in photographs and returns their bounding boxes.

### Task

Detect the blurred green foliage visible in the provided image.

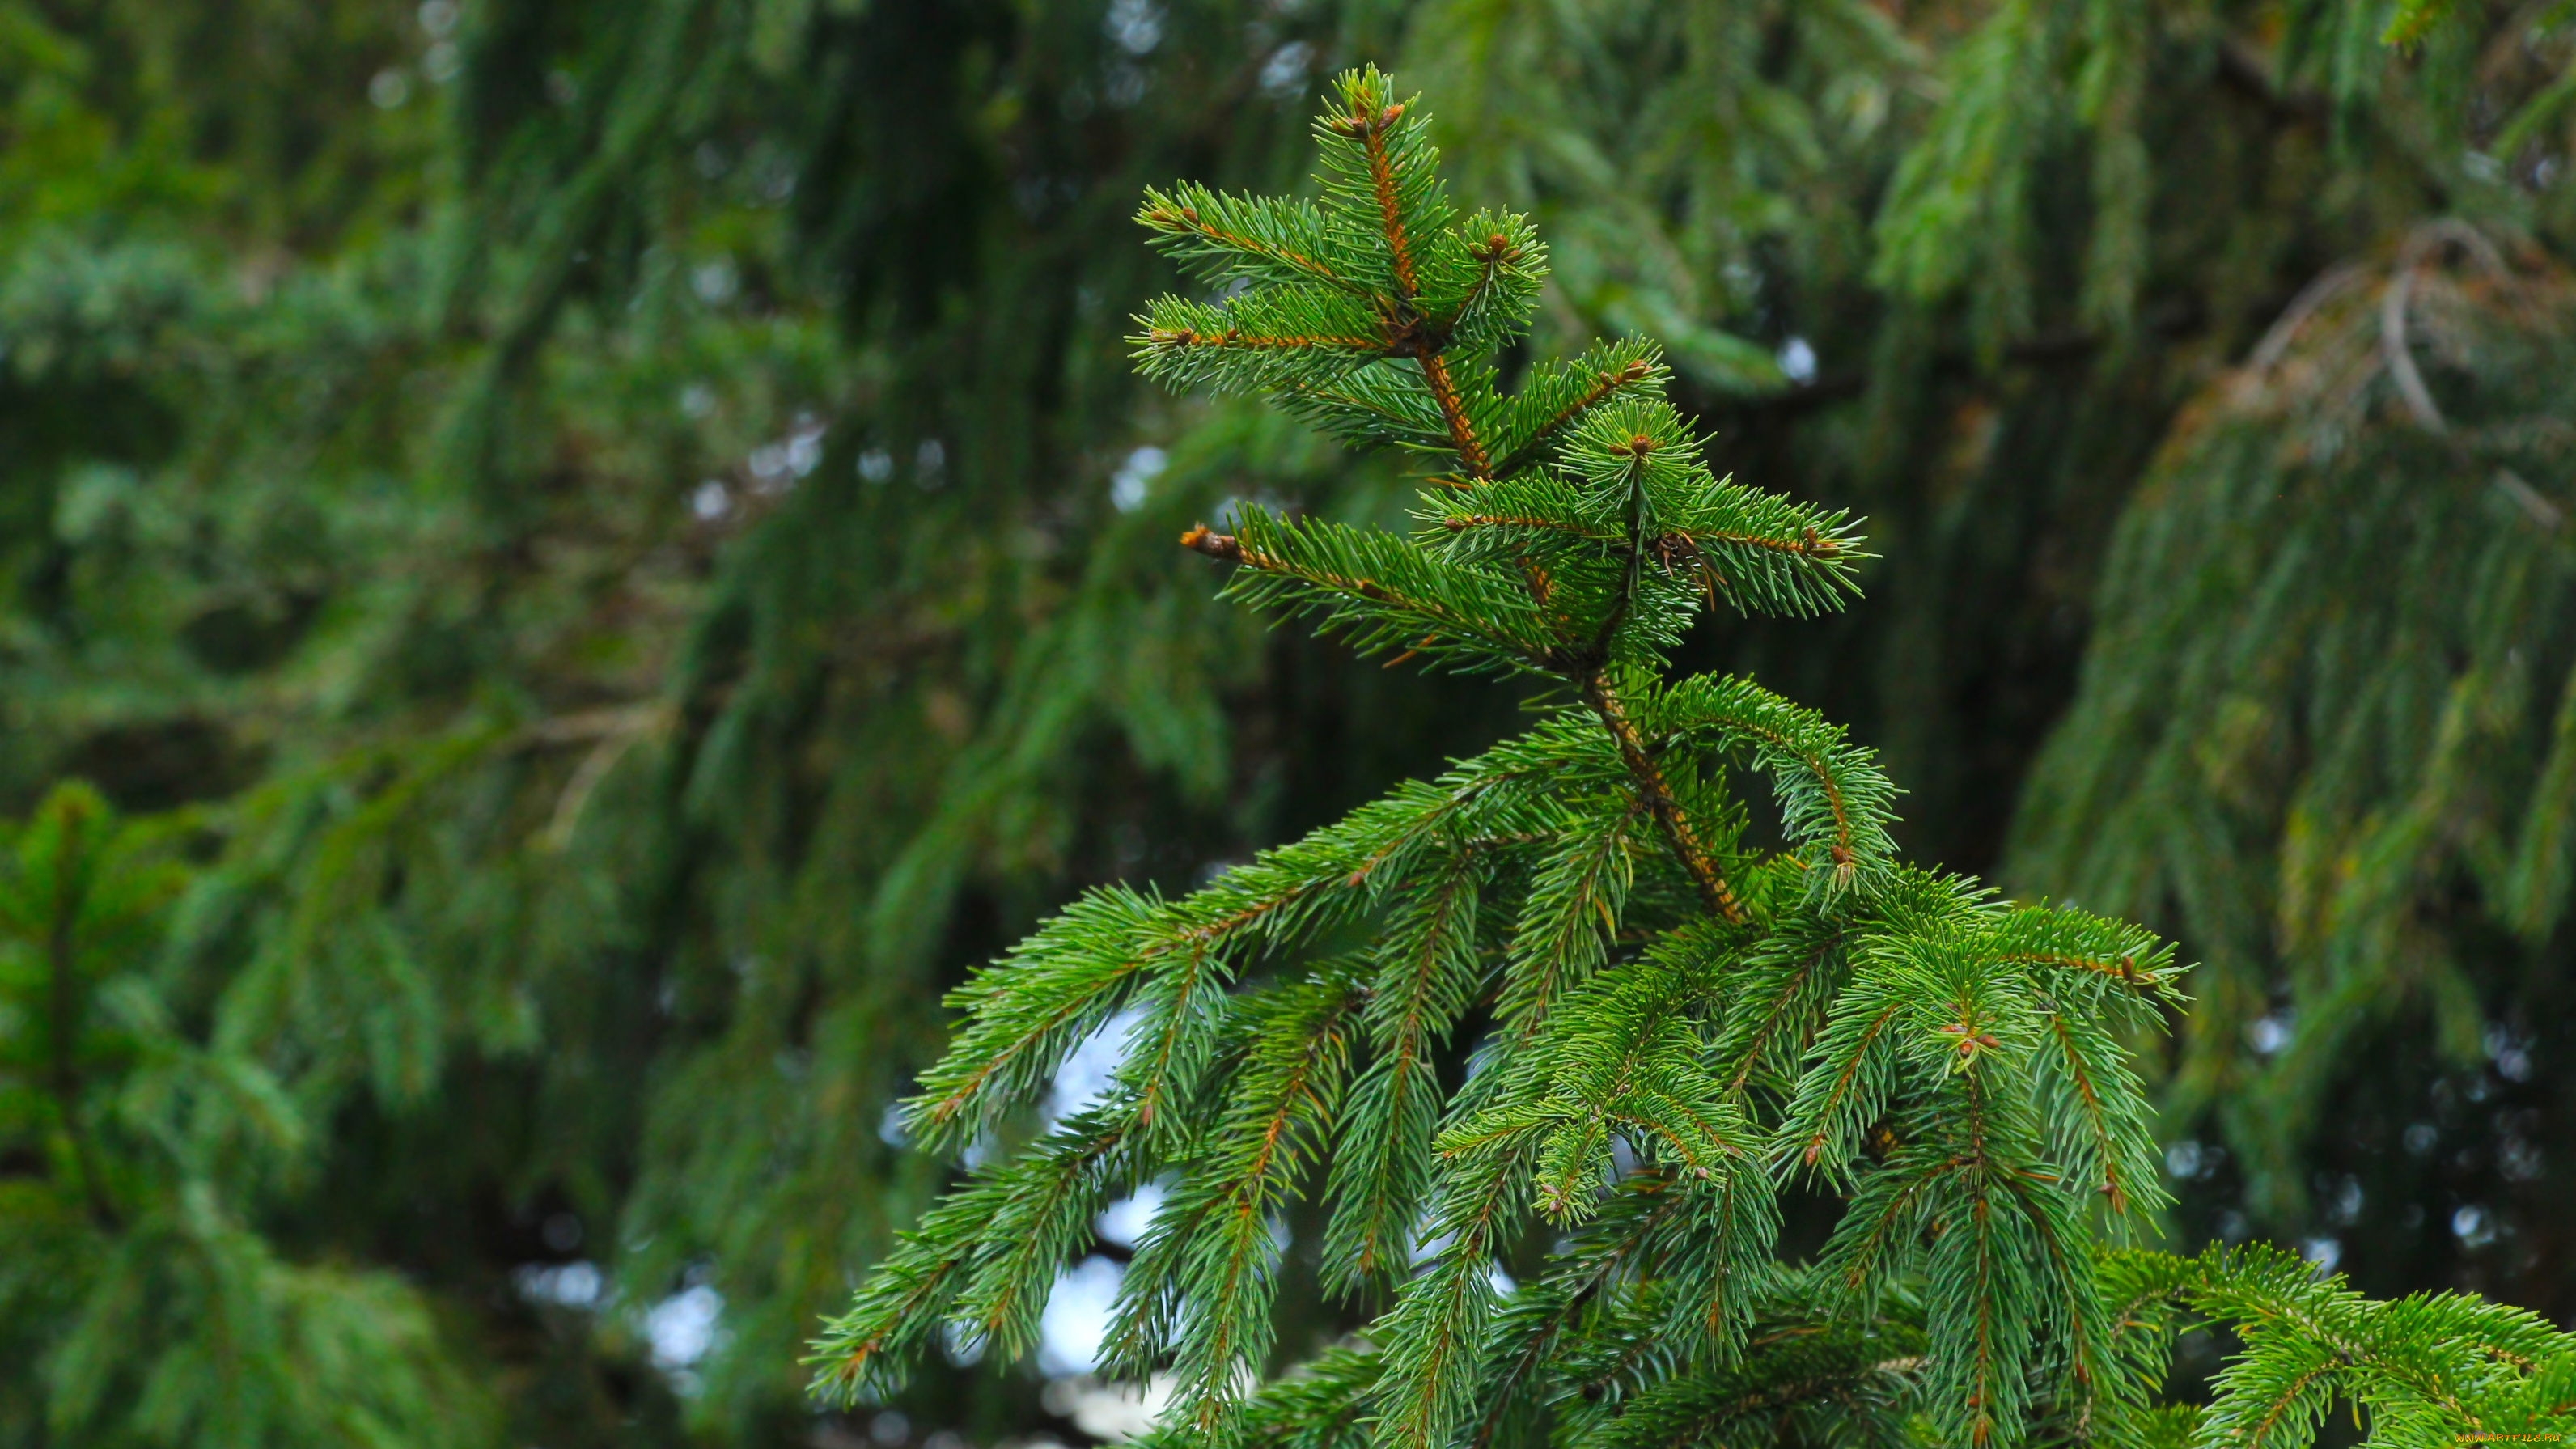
[2,0,2574,1444]
[0,782,492,1446]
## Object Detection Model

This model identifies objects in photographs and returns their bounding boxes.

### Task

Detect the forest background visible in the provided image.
[3,0,2574,1446]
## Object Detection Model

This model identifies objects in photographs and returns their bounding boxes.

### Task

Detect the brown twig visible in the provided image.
[1345,101,1421,297]
[1582,672,1746,926]
[1419,354,1493,477]
[1142,203,1361,293]
[1332,98,1496,481]
[1149,327,1387,353]
[1560,442,1748,925]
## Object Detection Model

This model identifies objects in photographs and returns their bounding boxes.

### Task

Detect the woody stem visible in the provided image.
[1582,673,1748,926]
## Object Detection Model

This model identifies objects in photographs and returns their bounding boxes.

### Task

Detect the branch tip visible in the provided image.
[1180,524,1244,562]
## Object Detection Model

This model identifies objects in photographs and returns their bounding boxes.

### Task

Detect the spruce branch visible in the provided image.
[1902,1074,2057,1448]
[1370,1130,1532,1449]
[1136,290,1408,381]
[1494,798,1642,1036]
[1468,1184,1686,1448]
[1137,183,1371,297]
[1491,342,1667,478]
[1714,911,1849,1095]
[905,730,1598,1152]
[1321,848,1489,1294]
[1581,671,1748,926]
[1651,674,1900,898]
[808,1176,1013,1398]
[1183,506,1561,673]
[808,72,2332,1449]
[1780,980,1905,1176]
[2087,1243,2576,1446]
[1112,964,1365,1420]
[1321,71,1433,302]
[1421,210,1544,355]
[1132,1346,1383,1449]
[900,886,1172,1152]
[1600,1327,1923,1449]
[954,1101,1144,1358]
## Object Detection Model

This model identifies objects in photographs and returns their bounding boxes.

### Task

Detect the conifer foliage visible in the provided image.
[0,784,485,1447]
[817,72,2576,1447]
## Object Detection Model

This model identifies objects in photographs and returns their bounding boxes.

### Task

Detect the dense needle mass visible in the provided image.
[811,72,2576,1448]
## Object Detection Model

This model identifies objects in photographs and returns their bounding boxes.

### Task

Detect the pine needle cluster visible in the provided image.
[811,71,2576,1449]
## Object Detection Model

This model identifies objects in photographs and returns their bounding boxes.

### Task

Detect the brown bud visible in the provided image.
[1180,525,1243,562]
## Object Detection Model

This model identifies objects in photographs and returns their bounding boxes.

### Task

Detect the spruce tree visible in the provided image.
[14,2,2576,1441]
[815,71,2576,1447]
[2010,232,2576,1273]
[1414,0,2576,1326]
